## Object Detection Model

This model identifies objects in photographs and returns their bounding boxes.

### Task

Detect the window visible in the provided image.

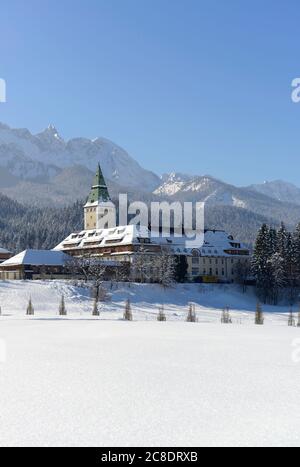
[192,257,199,264]
[192,268,199,276]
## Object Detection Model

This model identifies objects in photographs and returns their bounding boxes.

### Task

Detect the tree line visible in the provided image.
[252,222,300,304]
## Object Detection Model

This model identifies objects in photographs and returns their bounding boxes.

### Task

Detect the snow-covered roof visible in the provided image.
[54,225,150,250]
[54,226,249,257]
[0,250,69,267]
[0,247,11,254]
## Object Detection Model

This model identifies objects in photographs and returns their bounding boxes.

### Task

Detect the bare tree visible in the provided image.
[89,259,111,297]
[113,262,131,286]
[65,254,94,282]
[131,245,154,283]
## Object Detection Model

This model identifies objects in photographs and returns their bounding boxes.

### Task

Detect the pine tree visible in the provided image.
[59,295,67,316]
[255,302,264,325]
[252,224,273,303]
[124,299,133,321]
[175,256,188,283]
[288,309,296,327]
[277,222,288,260]
[186,303,197,322]
[268,253,285,305]
[92,298,100,317]
[297,307,300,328]
[157,305,167,322]
[26,297,34,316]
[293,223,300,284]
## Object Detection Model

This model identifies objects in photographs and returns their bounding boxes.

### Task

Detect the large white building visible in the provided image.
[53,164,251,283]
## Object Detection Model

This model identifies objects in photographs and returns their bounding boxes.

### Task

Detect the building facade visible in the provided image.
[54,164,251,283]
[0,250,70,280]
[186,230,250,283]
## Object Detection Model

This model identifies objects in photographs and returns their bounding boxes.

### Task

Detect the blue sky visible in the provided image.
[0,0,300,186]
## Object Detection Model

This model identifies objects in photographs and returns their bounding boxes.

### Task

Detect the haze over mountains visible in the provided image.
[0,122,300,245]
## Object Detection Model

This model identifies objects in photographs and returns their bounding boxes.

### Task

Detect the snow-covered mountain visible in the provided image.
[155,173,250,208]
[249,180,300,206]
[153,173,300,227]
[0,123,160,191]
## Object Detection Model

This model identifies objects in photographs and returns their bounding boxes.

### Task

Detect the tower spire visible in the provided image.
[84,163,116,230]
[86,163,110,204]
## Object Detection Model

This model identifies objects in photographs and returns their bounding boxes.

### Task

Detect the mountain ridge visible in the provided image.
[0,122,300,245]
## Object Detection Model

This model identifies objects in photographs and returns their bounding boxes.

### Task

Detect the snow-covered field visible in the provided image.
[0,281,300,447]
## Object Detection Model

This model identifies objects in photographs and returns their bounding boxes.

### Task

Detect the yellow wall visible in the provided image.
[84,206,97,230]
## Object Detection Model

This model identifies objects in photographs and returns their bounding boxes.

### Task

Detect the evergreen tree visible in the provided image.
[186,303,197,323]
[255,302,264,325]
[297,308,300,328]
[268,253,285,305]
[221,307,232,324]
[293,223,300,282]
[269,227,278,255]
[26,297,34,316]
[157,305,167,322]
[252,224,273,303]
[277,222,288,260]
[175,256,188,283]
[59,295,67,316]
[124,299,133,321]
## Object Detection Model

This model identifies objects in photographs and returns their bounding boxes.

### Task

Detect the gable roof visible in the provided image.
[0,250,69,267]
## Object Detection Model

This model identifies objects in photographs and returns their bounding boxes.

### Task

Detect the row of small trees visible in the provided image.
[26,295,67,316]
[23,295,300,326]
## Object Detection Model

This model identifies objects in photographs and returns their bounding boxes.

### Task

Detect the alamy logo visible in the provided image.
[291,78,300,103]
[96,195,205,248]
[0,79,6,103]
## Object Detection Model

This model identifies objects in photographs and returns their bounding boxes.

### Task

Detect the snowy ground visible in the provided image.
[0,281,300,447]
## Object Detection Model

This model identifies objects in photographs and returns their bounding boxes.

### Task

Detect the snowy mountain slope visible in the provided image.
[249,180,300,205]
[154,173,300,226]
[0,123,160,191]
